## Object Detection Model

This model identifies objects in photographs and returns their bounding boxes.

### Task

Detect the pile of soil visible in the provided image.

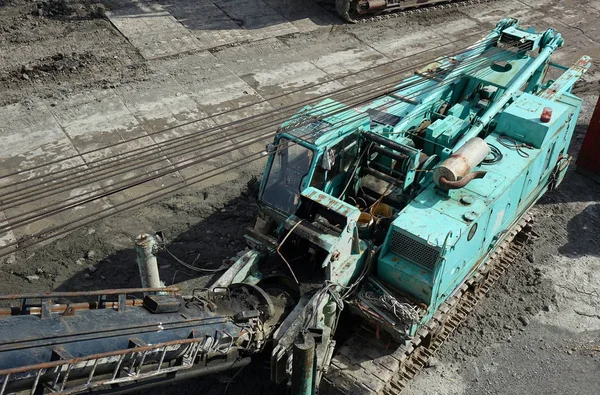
[0,0,147,106]
[9,52,97,82]
[33,0,73,17]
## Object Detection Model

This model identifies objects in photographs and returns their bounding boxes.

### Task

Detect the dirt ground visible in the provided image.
[0,0,599,394]
[0,0,148,106]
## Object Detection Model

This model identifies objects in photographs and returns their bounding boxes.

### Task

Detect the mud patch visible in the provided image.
[0,0,146,106]
[574,78,600,96]
[0,177,259,295]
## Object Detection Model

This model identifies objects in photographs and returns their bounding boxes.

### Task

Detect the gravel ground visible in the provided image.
[0,0,599,394]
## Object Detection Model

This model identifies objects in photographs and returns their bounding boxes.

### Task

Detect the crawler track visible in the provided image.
[322,214,533,394]
[335,0,499,23]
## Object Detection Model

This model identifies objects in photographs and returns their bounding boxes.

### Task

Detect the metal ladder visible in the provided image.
[0,337,209,395]
[0,287,219,395]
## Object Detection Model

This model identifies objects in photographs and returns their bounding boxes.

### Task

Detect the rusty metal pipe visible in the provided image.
[359,0,386,11]
[439,171,487,189]
[0,299,145,317]
[433,137,489,186]
[0,287,178,301]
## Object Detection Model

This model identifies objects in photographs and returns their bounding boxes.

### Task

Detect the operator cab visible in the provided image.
[258,102,370,221]
[261,137,315,215]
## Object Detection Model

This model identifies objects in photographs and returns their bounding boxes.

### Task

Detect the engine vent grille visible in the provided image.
[389,231,440,271]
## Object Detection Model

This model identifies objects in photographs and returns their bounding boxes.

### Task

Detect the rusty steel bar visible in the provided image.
[86,359,100,386]
[157,347,168,372]
[1,374,9,395]
[60,363,74,392]
[0,287,179,301]
[111,354,127,381]
[136,350,150,375]
[0,299,145,317]
[30,369,41,395]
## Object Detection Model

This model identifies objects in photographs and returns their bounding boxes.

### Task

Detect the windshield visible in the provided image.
[261,138,314,214]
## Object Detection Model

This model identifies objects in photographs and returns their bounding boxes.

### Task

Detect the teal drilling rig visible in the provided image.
[0,19,591,395]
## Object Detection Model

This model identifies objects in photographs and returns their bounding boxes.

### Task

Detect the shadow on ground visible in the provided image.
[533,118,600,257]
[102,0,341,32]
[53,190,259,293]
[558,202,600,257]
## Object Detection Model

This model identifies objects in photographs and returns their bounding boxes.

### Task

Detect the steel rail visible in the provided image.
[0,44,507,213]
[0,37,498,204]
[0,31,493,184]
[0,44,525,234]
[0,287,179,300]
[0,43,524,243]
[0,44,531,258]
[0,38,521,211]
[0,45,505,216]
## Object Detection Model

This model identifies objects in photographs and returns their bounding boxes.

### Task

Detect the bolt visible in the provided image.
[463,211,478,222]
[460,195,474,205]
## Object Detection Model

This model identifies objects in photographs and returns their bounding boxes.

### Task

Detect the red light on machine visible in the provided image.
[540,107,553,123]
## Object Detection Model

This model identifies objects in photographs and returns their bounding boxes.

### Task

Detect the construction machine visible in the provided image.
[0,19,591,395]
[335,0,485,23]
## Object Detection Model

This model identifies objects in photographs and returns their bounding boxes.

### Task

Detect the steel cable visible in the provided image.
[0,44,529,237]
[1,39,519,209]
